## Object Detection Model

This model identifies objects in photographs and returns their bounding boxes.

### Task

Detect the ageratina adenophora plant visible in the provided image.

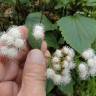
[1,0,96,96]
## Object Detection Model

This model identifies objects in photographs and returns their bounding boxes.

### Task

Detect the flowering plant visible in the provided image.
[1,0,96,96]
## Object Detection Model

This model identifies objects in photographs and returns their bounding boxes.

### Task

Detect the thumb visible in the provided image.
[18,49,46,96]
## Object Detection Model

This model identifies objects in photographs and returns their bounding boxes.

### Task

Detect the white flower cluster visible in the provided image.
[0,26,25,58]
[33,24,45,40]
[47,46,75,85]
[78,48,96,80]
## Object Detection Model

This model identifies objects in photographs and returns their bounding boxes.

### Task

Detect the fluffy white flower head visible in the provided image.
[65,56,73,62]
[53,64,61,71]
[68,62,76,69]
[62,46,70,55]
[5,35,14,45]
[0,34,8,42]
[68,48,75,58]
[53,74,62,85]
[82,48,95,60]
[62,69,71,76]
[14,39,24,48]
[87,58,94,68]
[0,34,14,45]
[54,49,63,58]
[52,57,60,64]
[61,75,71,85]
[7,48,18,58]
[78,63,88,80]
[62,61,69,68]
[47,68,55,79]
[7,26,21,39]
[33,24,44,39]
[0,46,8,56]
[89,67,96,77]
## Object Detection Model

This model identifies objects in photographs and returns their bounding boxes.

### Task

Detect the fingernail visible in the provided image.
[19,26,28,39]
[28,49,46,65]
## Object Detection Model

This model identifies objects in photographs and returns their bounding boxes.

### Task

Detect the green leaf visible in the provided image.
[46,79,55,94]
[25,12,56,31]
[58,82,73,96]
[45,32,58,48]
[57,15,96,53]
[86,0,96,6]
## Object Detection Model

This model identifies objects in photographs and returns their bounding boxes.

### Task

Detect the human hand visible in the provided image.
[0,26,50,96]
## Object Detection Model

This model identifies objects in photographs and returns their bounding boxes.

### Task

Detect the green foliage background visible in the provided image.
[1,0,96,96]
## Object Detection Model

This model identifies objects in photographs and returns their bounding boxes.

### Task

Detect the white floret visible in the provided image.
[5,36,14,45]
[0,46,9,56]
[62,46,70,55]
[61,74,71,85]
[87,58,94,68]
[0,34,14,45]
[88,57,96,76]
[54,49,63,58]
[68,48,75,58]
[65,56,73,62]
[82,48,95,60]
[62,60,69,68]
[68,62,76,69]
[62,61,75,70]
[53,64,61,71]
[52,74,62,85]
[33,24,44,39]
[47,68,55,79]
[92,56,96,64]
[0,34,8,42]
[7,26,21,39]
[89,66,96,77]
[78,63,88,80]
[62,69,70,76]
[14,39,24,48]
[52,57,60,64]
[7,48,18,58]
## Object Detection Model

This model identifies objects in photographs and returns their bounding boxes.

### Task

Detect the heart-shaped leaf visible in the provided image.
[57,15,96,53]
[25,12,56,31]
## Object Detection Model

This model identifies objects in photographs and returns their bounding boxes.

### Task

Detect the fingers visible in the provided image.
[0,62,5,81]
[18,26,28,40]
[0,60,19,81]
[4,60,19,81]
[18,49,46,96]
[41,41,47,53]
[15,26,29,61]
[0,81,18,96]
[15,69,23,88]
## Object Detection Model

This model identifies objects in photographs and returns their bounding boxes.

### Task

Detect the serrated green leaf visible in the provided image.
[46,79,55,94]
[45,32,58,48]
[57,15,96,53]
[25,12,56,31]
[58,82,73,96]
